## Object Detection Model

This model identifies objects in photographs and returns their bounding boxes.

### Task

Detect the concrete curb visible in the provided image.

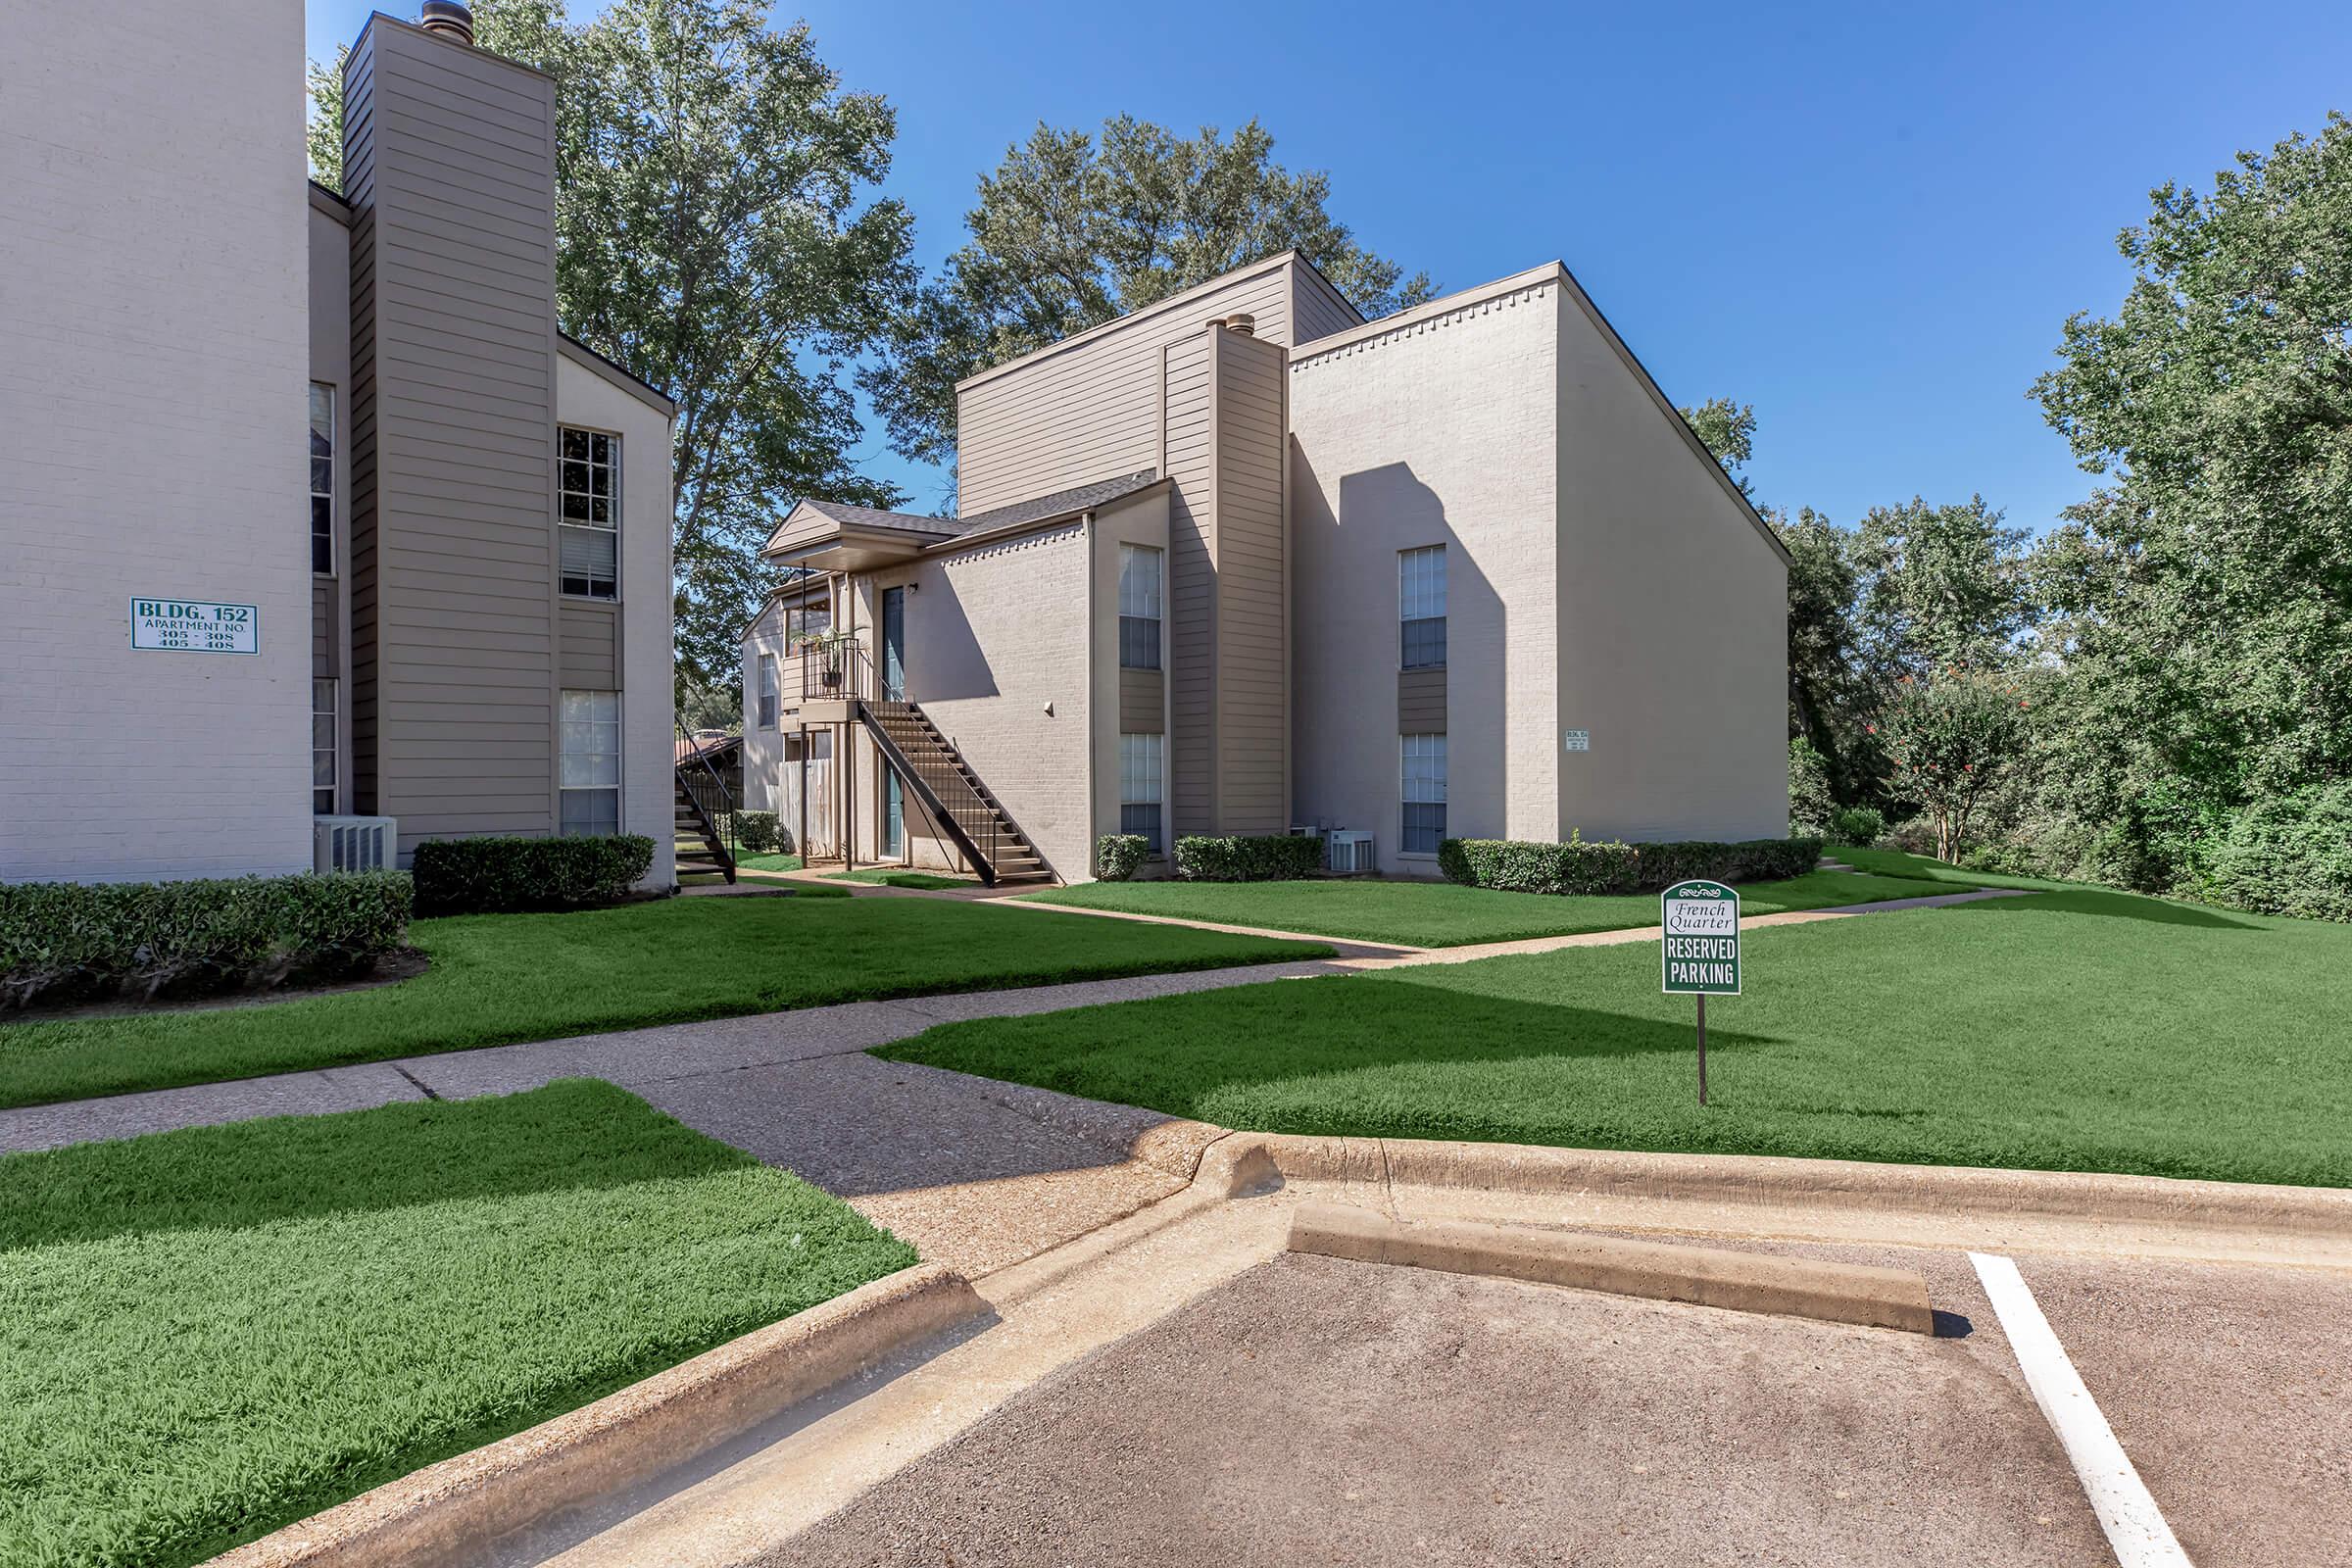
[1202,1131,2352,1241]
[1289,1201,1936,1334]
[208,1262,986,1568]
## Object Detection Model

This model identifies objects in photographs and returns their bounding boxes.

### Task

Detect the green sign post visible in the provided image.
[1661,878,1740,1105]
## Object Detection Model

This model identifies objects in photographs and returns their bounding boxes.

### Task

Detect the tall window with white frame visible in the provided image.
[1399,544,1446,669]
[312,679,337,814]
[1401,733,1447,855]
[1118,544,1162,669]
[758,653,779,728]
[310,384,333,574]
[1120,732,1164,853]
[560,690,622,835]
[558,427,618,599]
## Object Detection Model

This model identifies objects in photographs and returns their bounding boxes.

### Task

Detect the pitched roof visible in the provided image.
[766,468,1163,555]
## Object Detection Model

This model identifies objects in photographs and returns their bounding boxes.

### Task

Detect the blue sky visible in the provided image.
[306,0,2348,530]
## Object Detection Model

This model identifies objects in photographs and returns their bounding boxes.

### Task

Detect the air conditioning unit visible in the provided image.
[314,815,397,873]
[1288,824,1321,837]
[1325,831,1375,875]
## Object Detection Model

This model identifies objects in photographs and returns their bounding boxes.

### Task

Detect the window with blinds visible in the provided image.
[559,427,618,599]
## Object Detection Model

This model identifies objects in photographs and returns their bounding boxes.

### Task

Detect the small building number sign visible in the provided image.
[130,598,258,656]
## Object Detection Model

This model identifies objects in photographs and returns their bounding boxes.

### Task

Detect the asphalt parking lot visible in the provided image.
[760,1243,2350,1568]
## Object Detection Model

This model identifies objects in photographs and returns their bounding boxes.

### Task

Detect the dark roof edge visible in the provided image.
[559,335,677,417]
[308,179,352,221]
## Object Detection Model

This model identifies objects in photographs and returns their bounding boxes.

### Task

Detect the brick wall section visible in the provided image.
[1289,282,1563,873]
[0,0,313,881]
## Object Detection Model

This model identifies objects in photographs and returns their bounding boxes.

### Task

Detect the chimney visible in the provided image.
[417,0,474,44]
[1217,313,1256,336]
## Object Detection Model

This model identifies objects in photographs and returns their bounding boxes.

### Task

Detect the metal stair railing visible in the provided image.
[673,720,738,883]
[857,700,1017,881]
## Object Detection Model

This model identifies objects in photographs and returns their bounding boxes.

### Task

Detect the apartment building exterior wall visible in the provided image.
[0,0,313,881]
[1552,276,1789,842]
[555,350,679,883]
[1289,272,1565,874]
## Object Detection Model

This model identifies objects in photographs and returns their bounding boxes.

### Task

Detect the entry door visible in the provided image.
[880,587,906,701]
[882,768,905,858]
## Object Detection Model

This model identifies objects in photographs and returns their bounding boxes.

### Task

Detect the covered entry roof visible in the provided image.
[762,469,1163,572]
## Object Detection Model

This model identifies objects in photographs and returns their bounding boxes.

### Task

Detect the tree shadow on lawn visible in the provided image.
[0,1080,746,1253]
[1940,887,2266,930]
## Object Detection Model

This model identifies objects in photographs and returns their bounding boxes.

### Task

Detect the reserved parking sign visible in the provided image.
[1661,879,1740,995]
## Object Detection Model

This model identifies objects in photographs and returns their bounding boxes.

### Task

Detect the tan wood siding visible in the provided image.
[1292,264,1365,346]
[1164,330,1217,833]
[1118,668,1163,732]
[1397,667,1446,732]
[560,603,618,686]
[956,263,1299,515]
[1211,329,1290,831]
[344,20,559,857]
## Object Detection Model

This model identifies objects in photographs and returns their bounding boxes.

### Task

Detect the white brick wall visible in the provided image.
[1290,281,1564,872]
[0,0,312,882]
[555,353,677,889]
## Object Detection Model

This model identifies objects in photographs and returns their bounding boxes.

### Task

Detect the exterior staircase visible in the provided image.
[858,699,1054,886]
[673,734,737,884]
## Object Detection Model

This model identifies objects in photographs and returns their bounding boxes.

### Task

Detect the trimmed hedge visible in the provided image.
[1095,834,1152,882]
[411,835,655,916]
[1174,834,1325,883]
[1,872,412,1010]
[1438,835,1825,897]
[735,811,781,855]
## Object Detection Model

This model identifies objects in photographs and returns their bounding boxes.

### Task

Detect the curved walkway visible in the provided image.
[0,886,2032,1274]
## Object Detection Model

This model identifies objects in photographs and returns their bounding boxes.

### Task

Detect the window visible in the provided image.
[310,383,333,574]
[312,678,337,814]
[1119,732,1164,852]
[1118,544,1162,670]
[560,690,621,835]
[559,426,618,599]
[758,654,779,728]
[1399,545,1446,669]
[786,606,832,640]
[1401,733,1446,854]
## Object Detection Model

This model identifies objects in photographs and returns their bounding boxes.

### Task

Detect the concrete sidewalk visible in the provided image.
[0,885,2033,1276]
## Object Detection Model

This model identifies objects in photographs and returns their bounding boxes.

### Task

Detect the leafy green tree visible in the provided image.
[1679,397,1756,495]
[862,117,1434,478]
[1767,505,1872,795]
[1876,669,2033,861]
[2031,112,2352,872]
[1853,495,2036,677]
[307,0,912,698]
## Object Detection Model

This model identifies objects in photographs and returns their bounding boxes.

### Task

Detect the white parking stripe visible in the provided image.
[1970,1251,2194,1567]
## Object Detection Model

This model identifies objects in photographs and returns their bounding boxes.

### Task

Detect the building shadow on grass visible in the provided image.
[0,1080,745,1252]
[1939,887,2263,930]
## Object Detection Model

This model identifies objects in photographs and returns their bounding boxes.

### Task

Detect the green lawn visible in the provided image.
[1015,869,1957,947]
[882,887,2352,1187]
[0,898,1326,1109]
[0,1081,913,1568]
[736,852,805,872]
[827,868,977,890]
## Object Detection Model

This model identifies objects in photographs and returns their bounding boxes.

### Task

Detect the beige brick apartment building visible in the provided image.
[1,2,675,884]
[741,254,1789,884]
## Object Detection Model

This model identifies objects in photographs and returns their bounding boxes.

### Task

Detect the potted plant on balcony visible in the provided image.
[793,629,858,691]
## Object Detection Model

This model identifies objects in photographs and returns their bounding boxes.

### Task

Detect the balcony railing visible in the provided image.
[796,638,874,703]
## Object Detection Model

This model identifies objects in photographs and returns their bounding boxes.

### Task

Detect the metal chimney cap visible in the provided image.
[1219,313,1257,336]
[418,0,475,44]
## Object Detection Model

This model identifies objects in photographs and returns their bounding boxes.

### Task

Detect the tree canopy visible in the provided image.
[860,117,1435,482]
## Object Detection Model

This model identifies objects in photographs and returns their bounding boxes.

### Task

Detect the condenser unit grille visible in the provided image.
[1325,831,1375,875]
[314,816,397,873]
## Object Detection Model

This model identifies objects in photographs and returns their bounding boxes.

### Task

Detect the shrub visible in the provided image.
[735,811,780,855]
[1830,806,1886,847]
[2202,785,2352,922]
[0,872,412,1010]
[1173,833,1325,882]
[1788,738,1834,837]
[1095,834,1152,882]
[411,835,655,915]
[1438,835,1824,897]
